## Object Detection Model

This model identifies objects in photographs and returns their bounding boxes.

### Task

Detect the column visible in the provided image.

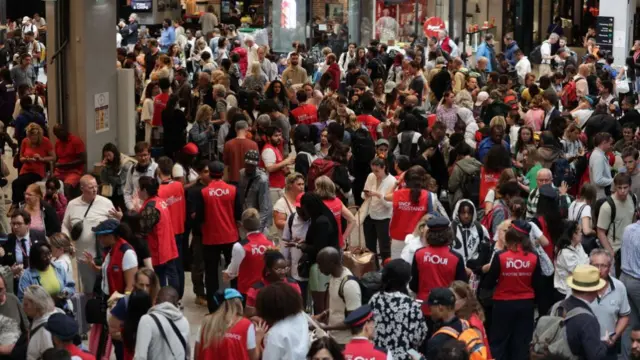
[599,0,636,66]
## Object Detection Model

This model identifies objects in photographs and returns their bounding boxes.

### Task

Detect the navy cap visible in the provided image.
[92,219,120,235]
[45,313,79,341]
[344,304,374,327]
[209,160,224,176]
[538,184,558,200]
[428,287,456,307]
[426,216,450,232]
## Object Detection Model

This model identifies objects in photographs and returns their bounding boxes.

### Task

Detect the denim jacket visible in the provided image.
[18,261,75,301]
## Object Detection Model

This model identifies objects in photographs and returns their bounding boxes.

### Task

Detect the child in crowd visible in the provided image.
[49,232,75,281]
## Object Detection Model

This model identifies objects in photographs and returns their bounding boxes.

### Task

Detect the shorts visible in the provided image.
[309,264,330,292]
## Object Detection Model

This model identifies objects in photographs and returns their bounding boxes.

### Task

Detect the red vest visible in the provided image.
[197,317,251,360]
[537,216,555,262]
[158,180,186,235]
[479,167,500,209]
[291,104,318,125]
[259,143,286,189]
[357,114,380,141]
[492,248,538,301]
[441,37,453,54]
[343,338,388,360]
[237,232,272,294]
[106,237,134,296]
[414,245,462,314]
[141,197,178,266]
[323,198,344,248]
[390,189,431,240]
[201,180,239,245]
[152,92,169,126]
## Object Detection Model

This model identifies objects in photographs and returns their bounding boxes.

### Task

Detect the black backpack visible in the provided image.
[529,44,543,65]
[301,55,315,76]
[351,128,376,164]
[370,58,387,80]
[339,273,381,308]
[458,164,481,206]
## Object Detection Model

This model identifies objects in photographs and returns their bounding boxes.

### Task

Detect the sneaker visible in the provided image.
[195,296,207,306]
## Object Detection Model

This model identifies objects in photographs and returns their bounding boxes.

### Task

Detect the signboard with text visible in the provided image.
[596,16,614,53]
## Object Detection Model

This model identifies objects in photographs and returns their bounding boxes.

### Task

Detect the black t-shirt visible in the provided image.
[367,59,383,81]
[410,75,425,106]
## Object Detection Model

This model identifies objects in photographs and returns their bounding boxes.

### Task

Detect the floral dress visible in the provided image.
[369,291,428,360]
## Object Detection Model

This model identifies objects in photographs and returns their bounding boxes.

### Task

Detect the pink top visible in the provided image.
[524,108,545,132]
[29,209,45,232]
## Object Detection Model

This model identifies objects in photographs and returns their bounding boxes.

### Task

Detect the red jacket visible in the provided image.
[232,47,248,77]
[158,180,186,235]
[201,180,239,245]
[326,63,341,91]
[290,104,318,125]
[106,238,134,296]
[237,232,273,294]
[141,197,178,266]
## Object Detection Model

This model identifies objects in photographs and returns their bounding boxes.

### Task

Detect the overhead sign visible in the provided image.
[595,16,614,52]
[423,17,445,38]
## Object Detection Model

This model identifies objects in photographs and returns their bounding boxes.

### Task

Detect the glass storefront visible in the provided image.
[270,0,307,52]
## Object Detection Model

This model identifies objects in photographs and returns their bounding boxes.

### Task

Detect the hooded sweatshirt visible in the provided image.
[450,199,490,265]
[537,145,564,169]
[134,302,190,360]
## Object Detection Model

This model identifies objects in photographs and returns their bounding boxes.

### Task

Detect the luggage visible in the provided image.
[342,203,376,277]
[71,293,90,335]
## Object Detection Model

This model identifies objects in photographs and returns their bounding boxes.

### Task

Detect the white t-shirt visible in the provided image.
[261,147,277,167]
[328,268,362,344]
[568,200,592,222]
[273,197,295,217]
[101,249,138,295]
[362,173,395,220]
[141,98,154,122]
[400,234,423,265]
[262,312,310,360]
[484,189,496,206]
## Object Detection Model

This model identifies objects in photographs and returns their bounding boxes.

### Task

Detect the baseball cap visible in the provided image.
[376,139,389,148]
[183,143,199,156]
[426,216,450,232]
[92,219,120,235]
[46,313,79,341]
[209,160,224,177]
[428,287,456,307]
[475,91,489,106]
[244,150,259,166]
[384,81,396,94]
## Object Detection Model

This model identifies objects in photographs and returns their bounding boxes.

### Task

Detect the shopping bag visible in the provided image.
[342,202,376,278]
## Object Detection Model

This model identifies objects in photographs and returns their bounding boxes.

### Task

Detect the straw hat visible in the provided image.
[566,264,606,292]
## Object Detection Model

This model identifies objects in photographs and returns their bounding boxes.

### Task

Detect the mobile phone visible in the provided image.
[610,332,616,338]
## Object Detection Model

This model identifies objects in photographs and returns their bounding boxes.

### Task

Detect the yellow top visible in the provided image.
[39,266,62,297]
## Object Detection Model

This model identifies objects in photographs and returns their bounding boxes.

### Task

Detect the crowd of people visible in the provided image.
[4,5,640,360]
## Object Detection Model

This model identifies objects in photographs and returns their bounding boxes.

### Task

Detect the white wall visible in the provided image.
[599,0,637,66]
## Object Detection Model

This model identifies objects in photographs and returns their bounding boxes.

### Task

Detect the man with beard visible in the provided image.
[259,126,294,208]
[123,142,159,212]
[282,52,308,86]
[238,150,272,233]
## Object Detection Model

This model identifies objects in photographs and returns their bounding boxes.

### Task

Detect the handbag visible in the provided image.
[577,204,600,254]
[297,253,311,279]
[101,184,113,198]
[70,199,95,241]
[342,204,377,277]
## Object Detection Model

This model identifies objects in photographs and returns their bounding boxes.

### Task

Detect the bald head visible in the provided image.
[156,286,179,306]
[405,95,418,107]
[80,175,98,201]
[317,247,341,275]
[80,174,96,187]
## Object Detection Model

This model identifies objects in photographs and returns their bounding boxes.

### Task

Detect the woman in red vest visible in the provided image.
[385,165,441,259]
[245,249,301,317]
[195,288,267,360]
[314,175,356,250]
[484,220,541,360]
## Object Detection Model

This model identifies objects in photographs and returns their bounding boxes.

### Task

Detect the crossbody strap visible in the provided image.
[83,199,96,219]
[149,313,187,360]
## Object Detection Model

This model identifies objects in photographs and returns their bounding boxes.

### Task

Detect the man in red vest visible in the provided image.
[138,176,179,290]
[259,126,294,220]
[156,156,186,300]
[290,89,318,125]
[222,208,273,298]
[195,161,241,312]
[343,304,392,359]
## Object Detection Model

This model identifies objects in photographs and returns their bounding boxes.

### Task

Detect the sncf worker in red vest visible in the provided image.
[194,160,241,313]
[356,94,382,141]
[156,156,186,300]
[385,165,447,259]
[343,304,393,360]
[245,249,301,317]
[223,208,273,299]
[484,219,542,360]
[260,126,294,206]
[409,217,467,326]
[290,89,317,126]
[195,288,266,360]
[89,218,138,297]
[137,176,179,290]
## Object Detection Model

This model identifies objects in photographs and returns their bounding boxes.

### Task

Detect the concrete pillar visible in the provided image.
[599,0,636,66]
[46,0,119,170]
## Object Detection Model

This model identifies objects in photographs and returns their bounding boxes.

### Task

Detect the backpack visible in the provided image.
[433,319,488,360]
[351,128,376,164]
[307,159,337,192]
[301,55,315,76]
[561,79,579,109]
[338,274,380,310]
[370,57,387,80]
[550,158,576,187]
[480,202,506,239]
[458,164,481,206]
[529,44,543,65]
[592,194,638,241]
[530,300,593,360]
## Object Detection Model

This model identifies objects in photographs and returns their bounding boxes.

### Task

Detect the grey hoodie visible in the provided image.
[134,302,190,360]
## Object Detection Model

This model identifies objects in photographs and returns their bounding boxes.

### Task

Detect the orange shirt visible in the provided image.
[20,137,53,178]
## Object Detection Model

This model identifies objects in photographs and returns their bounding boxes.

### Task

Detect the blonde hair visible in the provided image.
[412,214,434,237]
[450,280,485,322]
[489,116,506,128]
[24,285,55,316]
[249,61,261,78]
[200,297,244,347]
[26,183,43,199]
[49,232,76,257]
[195,105,213,124]
[136,268,160,303]
[211,70,230,89]
[285,172,304,191]
[314,175,336,199]
[25,123,44,146]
